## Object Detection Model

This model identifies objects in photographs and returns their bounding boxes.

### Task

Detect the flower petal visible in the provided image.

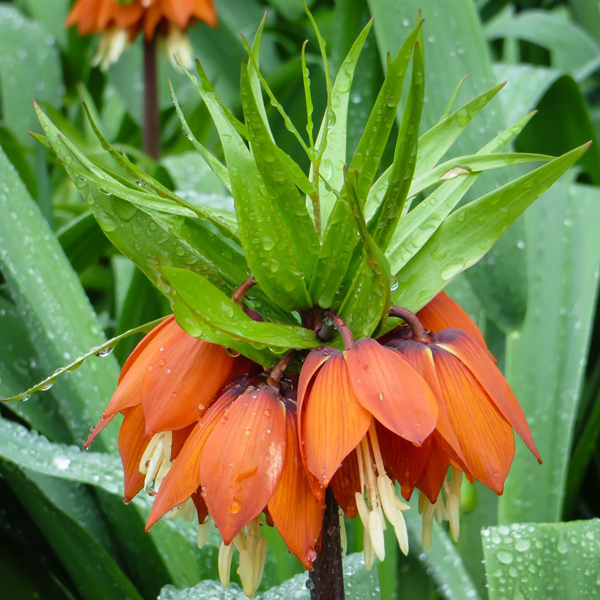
[268,408,322,570]
[415,434,450,503]
[431,346,515,494]
[344,339,437,444]
[395,341,467,467]
[302,353,372,486]
[119,404,150,502]
[435,329,541,463]
[297,347,336,417]
[418,292,492,357]
[375,421,430,501]
[330,450,362,518]
[142,332,235,435]
[201,387,287,544]
[146,387,241,530]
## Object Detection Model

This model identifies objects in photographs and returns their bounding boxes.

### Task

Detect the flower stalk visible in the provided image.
[143,36,160,159]
[389,305,429,343]
[308,489,345,600]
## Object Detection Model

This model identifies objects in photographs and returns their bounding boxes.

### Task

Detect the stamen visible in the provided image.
[339,512,347,557]
[368,422,386,477]
[368,510,386,561]
[234,517,266,597]
[393,509,409,556]
[419,491,436,551]
[363,528,375,571]
[166,497,196,522]
[355,446,365,493]
[218,541,234,588]
[354,492,371,536]
[446,467,463,542]
[139,432,174,495]
[197,519,210,549]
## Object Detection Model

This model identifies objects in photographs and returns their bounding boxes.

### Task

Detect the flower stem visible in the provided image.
[267,351,294,387]
[309,488,345,600]
[232,276,256,305]
[389,306,429,343]
[327,313,355,350]
[143,36,160,160]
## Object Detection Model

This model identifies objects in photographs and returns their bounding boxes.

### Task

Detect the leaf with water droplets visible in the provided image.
[1,317,166,403]
[482,520,600,599]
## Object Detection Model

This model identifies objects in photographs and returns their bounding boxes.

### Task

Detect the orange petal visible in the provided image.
[415,434,449,503]
[83,413,115,449]
[418,292,492,358]
[395,341,467,467]
[119,405,150,503]
[201,386,287,544]
[297,348,336,417]
[171,423,195,460]
[302,353,372,486]
[375,421,431,501]
[142,329,235,435]
[330,450,361,518]
[146,387,241,530]
[344,339,437,444]
[191,490,209,524]
[268,408,322,569]
[431,346,515,494]
[435,329,541,463]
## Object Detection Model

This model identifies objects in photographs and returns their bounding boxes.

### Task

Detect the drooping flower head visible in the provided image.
[66,0,217,69]
[382,297,541,548]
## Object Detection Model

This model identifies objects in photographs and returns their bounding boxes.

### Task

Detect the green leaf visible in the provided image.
[404,504,482,600]
[240,62,320,281]
[158,552,379,599]
[385,112,539,275]
[486,9,600,81]
[338,174,391,339]
[369,0,529,333]
[0,462,144,600]
[482,520,600,599]
[313,18,373,228]
[350,18,423,201]
[0,6,62,147]
[0,144,120,450]
[368,41,425,250]
[1,317,166,403]
[163,267,320,363]
[392,143,589,314]
[501,180,600,524]
[415,82,506,177]
[185,60,313,311]
[308,19,421,309]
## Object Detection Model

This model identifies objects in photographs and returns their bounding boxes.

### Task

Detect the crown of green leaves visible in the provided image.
[16,10,586,401]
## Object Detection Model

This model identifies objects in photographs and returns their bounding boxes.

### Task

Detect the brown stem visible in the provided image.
[309,488,345,600]
[327,312,355,350]
[267,351,294,387]
[232,276,256,305]
[389,306,429,343]
[143,36,160,160]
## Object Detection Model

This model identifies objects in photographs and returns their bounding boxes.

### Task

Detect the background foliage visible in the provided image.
[1,0,600,598]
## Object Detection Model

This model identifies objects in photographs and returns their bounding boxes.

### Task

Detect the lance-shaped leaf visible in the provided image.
[240,62,319,281]
[415,82,506,177]
[385,112,541,275]
[391,143,590,314]
[1,318,166,403]
[162,268,320,365]
[185,61,312,311]
[312,18,373,229]
[309,21,421,308]
[368,40,424,251]
[338,173,391,339]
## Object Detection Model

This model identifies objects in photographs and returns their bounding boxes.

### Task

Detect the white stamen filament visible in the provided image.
[233,517,267,598]
[139,432,173,495]
[420,491,436,551]
[197,519,210,549]
[363,528,375,571]
[92,29,130,71]
[165,497,196,522]
[162,25,193,69]
[218,541,234,588]
[446,467,463,542]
